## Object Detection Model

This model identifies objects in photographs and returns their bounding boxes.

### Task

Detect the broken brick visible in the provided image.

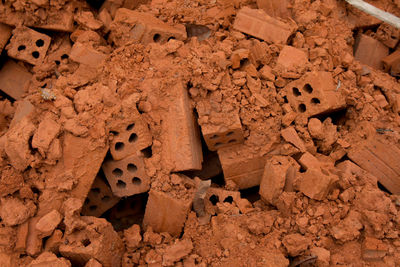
[15,222,29,253]
[44,229,63,254]
[382,50,400,77]
[256,0,291,19]
[205,187,253,215]
[362,237,388,261]
[6,26,51,65]
[124,224,142,250]
[297,167,338,201]
[69,42,107,68]
[27,252,71,267]
[0,197,36,226]
[35,210,63,238]
[275,45,309,77]
[233,7,296,45]
[0,60,32,100]
[376,23,399,49]
[102,153,150,197]
[281,126,306,152]
[32,117,61,157]
[282,233,311,257]
[354,34,389,70]
[85,258,103,267]
[0,23,12,53]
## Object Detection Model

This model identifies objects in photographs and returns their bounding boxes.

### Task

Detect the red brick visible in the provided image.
[0,60,32,100]
[281,126,306,152]
[275,45,308,77]
[26,217,43,256]
[284,71,346,117]
[35,210,63,238]
[143,189,192,236]
[348,139,400,194]
[85,258,103,267]
[44,229,63,254]
[382,50,400,77]
[376,23,399,49]
[6,26,51,65]
[297,167,338,200]
[70,42,107,68]
[109,117,152,161]
[27,252,71,267]
[218,144,267,189]
[256,0,291,19]
[110,8,187,46]
[102,153,150,197]
[81,175,120,217]
[15,221,29,253]
[233,7,296,45]
[0,23,12,53]
[354,34,389,70]
[205,187,253,215]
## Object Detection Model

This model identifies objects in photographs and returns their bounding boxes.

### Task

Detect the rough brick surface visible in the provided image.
[0,60,32,100]
[376,23,399,49]
[6,26,51,65]
[0,23,12,53]
[110,8,187,46]
[233,7,296,44]
[27,252,71,267]
[354,34,389,70]
[297,168,338,200]
[81,175,120,217]
[382,50,400,77]
[256,0,291,19]
[70,42,107,68]
[143,189,192,236]
[218,144,267,189]
[283,71,346,117]
[102,154,150,197]
[281,126,306,152]
[35,210,62,238]
[362,237,388,261]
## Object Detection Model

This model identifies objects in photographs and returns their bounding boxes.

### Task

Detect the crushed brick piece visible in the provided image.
[256,0,291,19]
[297,167,338,201]
[362,237,388,261]
[0,23,12,53]
[354,34,389,70]
[282,233,311,257]
[281,126,306,152]
[0,60,32,100]
[27,252,71,267]
[35,210,62,238]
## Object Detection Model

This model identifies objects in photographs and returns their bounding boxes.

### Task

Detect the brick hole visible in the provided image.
[101,196,110,202]
[210,134,219,140]
[17,45,26,51]
[115,142,124,151]
[167,36,176,41]
[55,60,60,65]
[226,131,234,137]
[81,239,91,247]
[292,87,301,96]
[35,39,44,47]
[90,188,101,194]
[116,180,126,188]
[214,142,223,148]
[127,163,137,172]
[228,139,237,144]
[132,177,141,185]
[153,34,161,42]
[311,98,321,104]
[223,196,233,203]
[129,133,138,143]
[32,51,40,59]
[61,54,69,59]
[112,168,123,177]
[141,147,153,158]
[298,104,306,113]
[89,205,97,211]
[126,123,135,131]
[303,83,313,93]
[209,194,219,205]
[110,131,119,136]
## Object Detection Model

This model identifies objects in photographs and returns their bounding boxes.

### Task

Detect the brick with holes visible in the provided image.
[110,8,187,46]
[6,26,51,65]
[102,153,150,197]
[81,175,120,217]
[283,71,346,117]
[205,187,253,215]
[109,117,152,161]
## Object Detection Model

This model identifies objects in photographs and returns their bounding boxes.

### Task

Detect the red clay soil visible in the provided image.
[0,0,400,266]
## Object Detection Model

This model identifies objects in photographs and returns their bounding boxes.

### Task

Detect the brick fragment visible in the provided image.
[110,8,187,46]
[362,237,388,261]
[6,26,51,65]
[297,168,338,200]
[143,189,192,236]
[85,258,103,267]
[35,210,63,238]
[256,0,291,19]
[70,42,107,68]
[27,252,71,267]
[0,23,12,53]
[15,222,29,253]
[281,126,306,152]
[233,7,296,44]
[354,34,389,70]
[44,229,63,254]
[382,50,400,77]
[275,45,308,77]
[0,60,32,100]
[376,23,399,49]
[81,175,120,217]
[205,187,253,214]
[218,144,267,189]
[124,224,142,250]
[26,217,43,256]
[284,71,346,117]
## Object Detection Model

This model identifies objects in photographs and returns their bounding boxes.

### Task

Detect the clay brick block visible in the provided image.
[354,34,389,70]
[59,217,124,267]
[256,0,291,19]
[205,187,253,214]
[260,156,299,206]
[0,23,12,53]
[6,27,51,65]
[297,168,338,200]
[110,8,187,46]
[233,7,296,44]
[218,144,267,189]
[70,42,107,68]
[362,237,388,261]
[109,118,152,161]
[102,153,150,197]
[81,175,120,217]
[376,23,399,49]
[0,60,32,100]
[143,189,192,236]
[382,50,400,77]
[284,71,346,117]
[348,139,400,194]
[200,110,244,151]
[162,82,203,172]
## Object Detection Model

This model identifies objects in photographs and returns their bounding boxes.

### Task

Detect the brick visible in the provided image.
[27,252,71,267]
[298,152,322,171]
[162,82,203,172]
[85,258,103,267]
[110,8,187,46]
[259,156,299,206]
[35,210,63,238]
[81,175,120,217]
[15,221,29,253]
[107,194,145,220]
[354,34,389,70]
[284,71,346,117]
[70,42,107,68]
[26,217,43,256]
[376,23,399,49]
[0,60,32,100]
[10,99,35,129]
[297,167,338,200]
[102,153,150,197]
[59,217,124,267]
[275,45,308,76]
[382,50,400,77]
[100,0,124,18]
[143,189,192,236]
[256,0,291,19]
[348,139,400,194]
[44,229,63,254]
[233,7,296,45]
[281,126,306,152]
[0,23,12,53]
[362,237,388,261]
[205,187,253,214]
[6,26,51,65]
[124,224,141,250]
[199,110,244,151]
[109,117,152,161]
[218,144,267,189]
